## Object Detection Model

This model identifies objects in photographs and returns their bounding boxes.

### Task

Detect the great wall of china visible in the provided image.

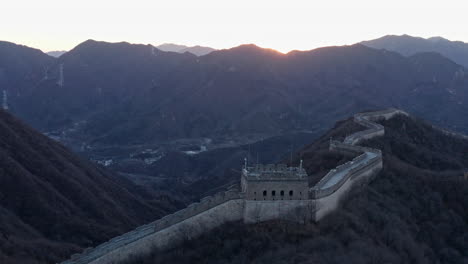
[61,108,408,264]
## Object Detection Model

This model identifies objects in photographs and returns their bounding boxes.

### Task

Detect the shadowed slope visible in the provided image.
[126,114,468,264]
[2,40,468,146]
[0,110,177,264]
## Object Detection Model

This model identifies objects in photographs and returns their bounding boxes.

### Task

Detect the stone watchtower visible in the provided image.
[241,160,309,201]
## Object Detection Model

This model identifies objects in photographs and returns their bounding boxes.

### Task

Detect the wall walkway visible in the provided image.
[310,108,407,220]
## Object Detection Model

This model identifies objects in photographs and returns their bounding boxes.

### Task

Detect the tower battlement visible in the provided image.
[241,163,309,201]
[243,163,308,181]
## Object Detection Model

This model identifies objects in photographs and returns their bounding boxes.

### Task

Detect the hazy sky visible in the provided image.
[2,0,467,53]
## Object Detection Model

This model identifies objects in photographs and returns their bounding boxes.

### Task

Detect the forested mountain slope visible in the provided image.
[0,110,179,264]
[126,114,468,264]
[1,40,467,147]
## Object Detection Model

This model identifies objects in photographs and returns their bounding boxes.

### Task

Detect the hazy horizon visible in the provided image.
[5,34,468,56]
[3,0,468,53]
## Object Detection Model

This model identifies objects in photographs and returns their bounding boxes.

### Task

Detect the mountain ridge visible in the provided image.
[156,43,215,56]
[361,34,468,68]
[1,39,467,150]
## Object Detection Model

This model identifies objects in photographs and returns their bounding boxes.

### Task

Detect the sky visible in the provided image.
[1,0,468,53]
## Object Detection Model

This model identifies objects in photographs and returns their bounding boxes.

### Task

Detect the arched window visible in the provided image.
[254,191,257,200]
[263,190,267,196]
[280,190,284,196]
[272,190,276,196]
[289,190,293,196]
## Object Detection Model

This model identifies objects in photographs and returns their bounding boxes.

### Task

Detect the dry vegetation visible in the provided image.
[125,115,468,264]
[0,110,178,264]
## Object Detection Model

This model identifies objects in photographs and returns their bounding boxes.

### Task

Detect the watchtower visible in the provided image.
[241,160,309,201]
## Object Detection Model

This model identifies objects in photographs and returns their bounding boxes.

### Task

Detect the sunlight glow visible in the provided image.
[1,0,467,52]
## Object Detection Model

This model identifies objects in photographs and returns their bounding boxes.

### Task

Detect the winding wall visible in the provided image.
[310,108,407,220]
[60,108,407,264]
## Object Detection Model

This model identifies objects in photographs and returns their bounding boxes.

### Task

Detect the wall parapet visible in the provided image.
[310,108,405,200]
[60,187,242,264]
[329,140,381,155]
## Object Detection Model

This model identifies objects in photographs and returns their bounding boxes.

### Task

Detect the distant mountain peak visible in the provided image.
[218,44,284,57]
[156,43,215,56]
[46,50,67,57]
[361,34,468,68]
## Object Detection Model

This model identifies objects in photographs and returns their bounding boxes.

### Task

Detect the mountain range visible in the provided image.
[2,39,467,149]
[362,34,468,68]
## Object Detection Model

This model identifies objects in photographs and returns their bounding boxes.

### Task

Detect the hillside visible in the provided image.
[361,34,468,68]
[125,114,468,264]
[0,41,55,109]
[0,110,179,264]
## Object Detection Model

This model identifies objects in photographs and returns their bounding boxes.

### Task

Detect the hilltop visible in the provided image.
[125,113,468,264]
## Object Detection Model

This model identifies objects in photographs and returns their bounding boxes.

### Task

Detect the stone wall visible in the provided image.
[313,158,382,221]
[61,188,243,264]
[243,180,309,201]
[310,153,376,198]
[309,108,405,221]
[244,200,316,223]
[87,199,245,264]
[60,108,405,264]
[329,140,381,155]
